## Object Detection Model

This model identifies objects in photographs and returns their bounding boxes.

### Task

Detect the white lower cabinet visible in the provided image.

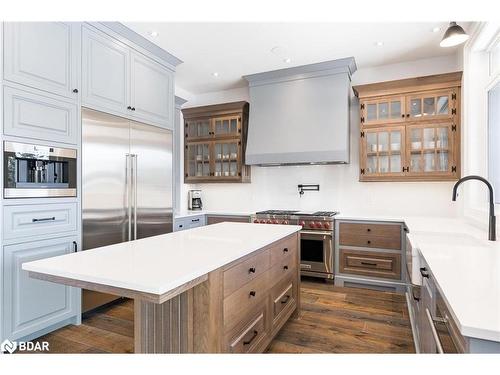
[174,215,206,231]
[2,236,79,341]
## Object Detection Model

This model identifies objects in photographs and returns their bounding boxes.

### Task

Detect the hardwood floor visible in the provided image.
[19,279,414,354]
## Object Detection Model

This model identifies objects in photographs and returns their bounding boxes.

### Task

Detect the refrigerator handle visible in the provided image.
[133,154,138,240]
[126,153,132,242]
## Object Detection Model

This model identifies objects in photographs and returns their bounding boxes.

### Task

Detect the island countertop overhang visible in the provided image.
[22,222,301,301]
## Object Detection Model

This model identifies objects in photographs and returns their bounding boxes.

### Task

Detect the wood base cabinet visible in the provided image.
[335,220,406,291]
[354,72,462,182]
[133,233,300,353]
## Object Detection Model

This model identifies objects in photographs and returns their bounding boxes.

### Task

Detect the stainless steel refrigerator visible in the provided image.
[82,108,173,312]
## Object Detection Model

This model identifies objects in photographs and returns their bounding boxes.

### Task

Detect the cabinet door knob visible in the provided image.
[406,114,410,118]
[249,291,256,297]
[131,107,136,111]
[367,228,371,232]
[127,106,132,110]
[283,265,289,270]
[367,240,371,244]
[401,114,405,118]
[283,247,289,253]
[72,88,79,93]
[248,267,256,274]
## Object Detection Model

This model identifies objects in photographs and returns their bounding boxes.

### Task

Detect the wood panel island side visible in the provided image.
[22,222,301,353]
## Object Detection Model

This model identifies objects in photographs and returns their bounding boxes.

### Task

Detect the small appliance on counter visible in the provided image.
[188,189,203,210]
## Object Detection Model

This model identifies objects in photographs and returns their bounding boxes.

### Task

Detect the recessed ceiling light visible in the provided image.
[283,57,292,63]
[432,26,441,33]
[374,41,384,47]
[148,31,159,37]
[212,72,219,77]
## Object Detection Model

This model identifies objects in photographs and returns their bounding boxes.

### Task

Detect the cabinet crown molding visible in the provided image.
[353,71,463,99]
[182,101,249,119]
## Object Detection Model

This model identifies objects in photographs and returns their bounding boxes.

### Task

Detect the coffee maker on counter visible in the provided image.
[188,189,203,210]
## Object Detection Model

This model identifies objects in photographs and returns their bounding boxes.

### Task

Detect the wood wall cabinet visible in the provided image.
[182,101,251,183]
[354,72,462,181]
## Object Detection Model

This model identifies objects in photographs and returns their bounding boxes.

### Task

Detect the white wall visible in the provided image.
[179,54,463,216]
[461,22,500,231]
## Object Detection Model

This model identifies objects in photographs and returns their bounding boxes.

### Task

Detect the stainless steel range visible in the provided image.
[252,210,339,280]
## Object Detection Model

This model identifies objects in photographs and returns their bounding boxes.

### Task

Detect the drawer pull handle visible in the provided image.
[73,241,78,253]
[249,291,256,297]
[420,267,429,278]
[248,267,256,274]
[283,265,289,270]
[283,247,289,253]
[412,290,420,301]
[280,295,290,304]
[243,330,258,346]
[367,240,371,244]
[361,261,377,267]
[32,217,56,223]
[367,228,371,232]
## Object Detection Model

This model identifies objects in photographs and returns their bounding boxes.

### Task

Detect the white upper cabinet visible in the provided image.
[3,22,80,100]
[81,25,173,128]
[130,51,174,127]
[81,25,130,115]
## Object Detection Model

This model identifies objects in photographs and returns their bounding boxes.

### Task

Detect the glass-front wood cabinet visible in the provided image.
[183,102,250,183]
[355,72,461,181]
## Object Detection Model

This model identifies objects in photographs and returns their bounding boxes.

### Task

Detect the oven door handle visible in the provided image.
[300,230,332,236]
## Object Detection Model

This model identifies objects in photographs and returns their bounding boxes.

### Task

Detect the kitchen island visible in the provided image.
[22,222,301,353]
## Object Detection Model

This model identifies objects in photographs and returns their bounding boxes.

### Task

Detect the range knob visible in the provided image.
[253,219,259,223]
[266,220,272,224]
[272,220,279,224]
[282,220,289,225]
[309,221,316,228]
[299,221,305,227]
[323,222,330,229]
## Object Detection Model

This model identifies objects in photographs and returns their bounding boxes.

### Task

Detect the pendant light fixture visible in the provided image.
[440,22,469,47]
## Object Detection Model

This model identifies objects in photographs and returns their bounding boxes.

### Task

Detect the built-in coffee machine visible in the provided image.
[188,189,203,210]
[3,141,77,198]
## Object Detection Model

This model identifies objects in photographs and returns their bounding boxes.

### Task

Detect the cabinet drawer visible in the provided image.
[339,249,401,280]
[207,215,250,225]
[269,258,295,284]
[270,235,297,266]
[225,310,266,353]
[3,85,78,145]
[339,222,401,250]
[271,277,297,324]
[223,270,269,330]
[224,249,270,298]
[3,203,78,240]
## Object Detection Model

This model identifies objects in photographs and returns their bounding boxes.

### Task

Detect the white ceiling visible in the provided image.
[125,22,471,95]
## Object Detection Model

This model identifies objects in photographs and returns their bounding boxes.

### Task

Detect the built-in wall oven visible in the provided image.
[299,229,334,279]
[3,141,77,198]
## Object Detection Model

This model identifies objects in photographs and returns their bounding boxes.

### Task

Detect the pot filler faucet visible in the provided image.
[452,175,496,241]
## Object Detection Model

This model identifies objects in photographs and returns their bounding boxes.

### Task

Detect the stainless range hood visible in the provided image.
[243,57,356,166]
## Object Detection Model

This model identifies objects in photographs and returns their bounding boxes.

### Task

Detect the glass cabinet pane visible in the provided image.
[437,96,449,115]
[390,101,402,119]
[214,141,239,177]
[213,116,239,136]
[367,104,377,121]
[378,132,389,152]
[186,119,210,138]
[187,143,210,177]
[379,102,389,119]
[423,97,435,116]
[364,128,403,175]
[410,99,422,117]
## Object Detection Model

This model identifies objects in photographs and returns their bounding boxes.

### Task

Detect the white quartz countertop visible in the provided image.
[23,223,301,297]
[339,213,500,343]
